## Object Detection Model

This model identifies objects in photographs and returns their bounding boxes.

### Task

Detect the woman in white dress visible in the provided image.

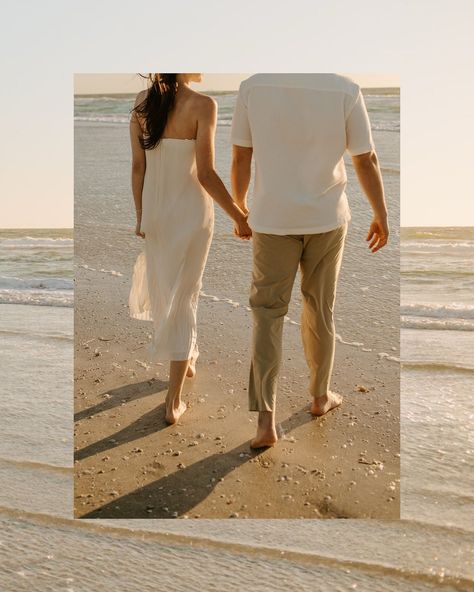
[129,73,251,424]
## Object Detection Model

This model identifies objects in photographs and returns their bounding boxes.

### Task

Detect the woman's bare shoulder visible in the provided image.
[188,89,217,112]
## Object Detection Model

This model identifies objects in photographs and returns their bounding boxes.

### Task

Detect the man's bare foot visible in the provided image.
[186,347,199,378]
[250,430,278,449]
[165,395,187,425]
[250,410,278,448]
[311,391,343,416]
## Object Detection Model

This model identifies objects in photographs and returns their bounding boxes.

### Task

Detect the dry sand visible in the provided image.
[74,225,400,519]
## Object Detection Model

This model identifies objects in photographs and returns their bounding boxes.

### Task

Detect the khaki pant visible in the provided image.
[248,224,347,411]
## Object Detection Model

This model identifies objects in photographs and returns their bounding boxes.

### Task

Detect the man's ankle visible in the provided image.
[258,410,275,429]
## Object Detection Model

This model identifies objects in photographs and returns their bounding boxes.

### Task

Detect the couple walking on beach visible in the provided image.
[129,73,389,448]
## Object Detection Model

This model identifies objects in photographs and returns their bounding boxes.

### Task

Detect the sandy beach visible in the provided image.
[74,225,399,520]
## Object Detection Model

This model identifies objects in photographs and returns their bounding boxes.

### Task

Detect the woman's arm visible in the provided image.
[231,145,253,214]
[130,98,146,238]
[195,96,252,239]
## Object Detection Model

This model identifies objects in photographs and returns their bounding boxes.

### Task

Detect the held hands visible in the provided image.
[234,210,252,240]
[135,220,145,239]
[366,215,389,253]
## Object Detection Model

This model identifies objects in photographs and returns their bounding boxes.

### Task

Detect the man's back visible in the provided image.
[231,73,374,235]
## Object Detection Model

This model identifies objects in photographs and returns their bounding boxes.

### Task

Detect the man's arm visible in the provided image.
[231,145,253,214]
[345,87,389,253]
[351,150,389,253]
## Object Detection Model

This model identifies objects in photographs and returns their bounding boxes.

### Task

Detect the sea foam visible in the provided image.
[401,302,474,320]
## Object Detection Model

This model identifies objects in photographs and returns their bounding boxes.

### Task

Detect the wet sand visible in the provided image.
[74,224,400,519]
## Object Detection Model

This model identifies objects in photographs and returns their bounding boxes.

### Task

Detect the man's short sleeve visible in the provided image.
[231,87,253,147]
[346,90,374,156]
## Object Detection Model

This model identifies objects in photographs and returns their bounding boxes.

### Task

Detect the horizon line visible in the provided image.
[74,85,401,97]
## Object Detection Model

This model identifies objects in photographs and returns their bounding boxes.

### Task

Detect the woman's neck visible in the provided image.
[176,74,191,88]
[176,82,191,96]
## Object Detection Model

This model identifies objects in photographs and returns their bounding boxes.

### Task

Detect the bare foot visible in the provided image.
[311,391,343,416]
[165,395,187,425]
[250,412,278,449]
[186,346,199,378]
[250,431,278,449]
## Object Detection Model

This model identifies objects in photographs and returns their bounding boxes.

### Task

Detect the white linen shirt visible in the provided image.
[230,73,374,235]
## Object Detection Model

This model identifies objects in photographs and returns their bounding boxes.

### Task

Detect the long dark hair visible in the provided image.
[133,74,178,150]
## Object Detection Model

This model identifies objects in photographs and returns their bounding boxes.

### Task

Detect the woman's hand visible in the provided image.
[135,221,145,238]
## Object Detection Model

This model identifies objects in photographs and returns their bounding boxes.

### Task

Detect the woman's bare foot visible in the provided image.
[311,391,343,416]
[250,410,278,449]
[186,346,199,378]
[165,394,187,425]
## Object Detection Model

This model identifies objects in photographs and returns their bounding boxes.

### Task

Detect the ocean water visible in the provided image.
[74,88,400,131]
[0,230,73,307]
[0,230,73,467]
[1,89,473,590]
[401,227,474,529]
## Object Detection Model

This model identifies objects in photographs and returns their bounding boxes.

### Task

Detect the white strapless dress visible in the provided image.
[129,139,214,361]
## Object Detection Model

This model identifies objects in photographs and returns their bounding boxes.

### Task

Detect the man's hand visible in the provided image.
[366,216,389,253]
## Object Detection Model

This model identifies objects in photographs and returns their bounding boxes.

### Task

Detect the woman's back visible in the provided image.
[133,87,214,236]
[135,86,207,141]
[142,138,212,237]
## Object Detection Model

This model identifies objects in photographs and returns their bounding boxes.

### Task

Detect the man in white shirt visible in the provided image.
[231,73,389,448]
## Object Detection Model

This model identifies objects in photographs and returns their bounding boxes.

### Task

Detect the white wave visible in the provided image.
[371,122,399,132]
[335,333,364,347]
[378,352,400,363]
[365,93,400,99]
[0,289,73,307]
[78,264,123,277]
[402,240,474,249]
[75,96,132,102]
[0,237,73,248]
[75,115,232,127]
[75,115,129,124]
[0,275,73,291]
[401,303,474,320]
[402,316,474,332]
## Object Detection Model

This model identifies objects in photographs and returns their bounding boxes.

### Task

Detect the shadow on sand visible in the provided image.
[81,408,314,519]
[75,377,168,461]
[74,377,168,423]
[75,402,171,462]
